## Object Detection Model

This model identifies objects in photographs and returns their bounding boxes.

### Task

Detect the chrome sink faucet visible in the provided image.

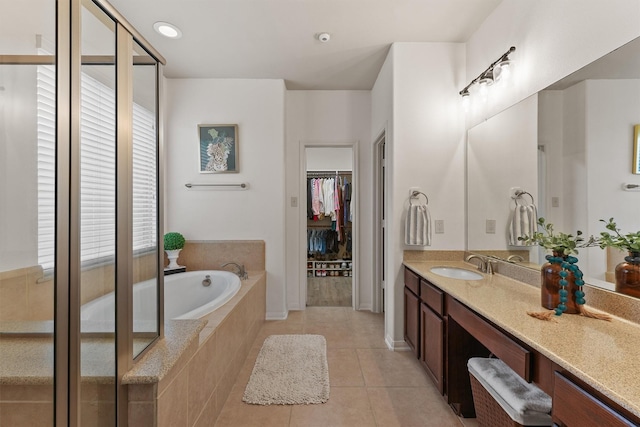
[465,254,495,275]
[221,262,248,280]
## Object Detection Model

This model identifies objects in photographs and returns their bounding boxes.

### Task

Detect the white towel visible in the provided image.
[508,204,537,246]
[405,204,431,246]
[468,358,552,416]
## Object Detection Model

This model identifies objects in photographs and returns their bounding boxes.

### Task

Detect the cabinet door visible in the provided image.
[404,286,420,357]
[553,372,637,427]
[421,303,444,394]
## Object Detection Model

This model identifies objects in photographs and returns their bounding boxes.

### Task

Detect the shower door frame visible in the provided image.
[0,0,166,425]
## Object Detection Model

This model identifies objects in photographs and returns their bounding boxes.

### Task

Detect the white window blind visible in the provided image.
[37,64,157,270]
[36,63,56,270]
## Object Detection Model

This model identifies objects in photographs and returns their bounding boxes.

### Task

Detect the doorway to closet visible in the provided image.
[305,146,355,307]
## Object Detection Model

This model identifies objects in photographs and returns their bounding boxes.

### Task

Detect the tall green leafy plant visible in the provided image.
[598,218,640,253]
[519,218,597,255]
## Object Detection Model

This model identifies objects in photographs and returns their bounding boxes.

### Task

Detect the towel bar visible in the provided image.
[185,183,247,189]
[512,190,534,206]
[410,190,429,205]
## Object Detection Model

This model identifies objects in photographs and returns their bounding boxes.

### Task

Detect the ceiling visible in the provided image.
[107,0,502,90]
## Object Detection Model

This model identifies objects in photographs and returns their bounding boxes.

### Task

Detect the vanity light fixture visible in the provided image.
[459,46,515,100]
[153,21,182,39]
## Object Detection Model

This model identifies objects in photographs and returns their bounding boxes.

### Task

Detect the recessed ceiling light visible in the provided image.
[153,22,182,39]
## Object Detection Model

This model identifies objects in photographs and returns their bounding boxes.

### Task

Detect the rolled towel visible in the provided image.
[405,204,431,246]
[508,204,537,246]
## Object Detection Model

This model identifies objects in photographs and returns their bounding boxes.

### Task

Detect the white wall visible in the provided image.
[285,90,371,311]
[553,80,640,281]
[306,147,353,171]
[467,94,538,253]
[0,66,38,271]
[385,43,466,348]
[585,81,640,278]
[164,78,287,319]
[465,0,640,129]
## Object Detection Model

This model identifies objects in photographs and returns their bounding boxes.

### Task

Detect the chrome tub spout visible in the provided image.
[221,262,248,280]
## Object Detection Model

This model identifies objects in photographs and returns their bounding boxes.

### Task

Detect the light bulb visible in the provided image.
[478,80,489,97]
[495,60,512,82]
[461,92,470,111]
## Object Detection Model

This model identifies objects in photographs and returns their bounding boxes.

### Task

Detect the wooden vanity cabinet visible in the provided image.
[404,268,421,356]
[420,280,445,394]
[403,266,640,424]
[552,372,638,427]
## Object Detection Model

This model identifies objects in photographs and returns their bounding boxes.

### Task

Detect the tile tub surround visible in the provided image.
[167,240,265,272]
[125,271,266,427]
[404,260,640,420]
[0,251,157,323]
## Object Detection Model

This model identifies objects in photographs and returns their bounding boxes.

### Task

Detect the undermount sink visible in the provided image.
[429,267,483,281]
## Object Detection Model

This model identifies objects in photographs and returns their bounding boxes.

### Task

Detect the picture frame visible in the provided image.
[198,124,239,173]
[634,125,640,174]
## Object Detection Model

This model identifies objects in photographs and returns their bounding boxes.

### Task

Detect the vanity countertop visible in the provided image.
[404,260,640,419]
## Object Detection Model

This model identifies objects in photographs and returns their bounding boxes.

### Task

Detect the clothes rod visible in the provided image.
[185,183,247,189]
[307,171,353,177]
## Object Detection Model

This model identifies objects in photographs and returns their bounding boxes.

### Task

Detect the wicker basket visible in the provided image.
[469,372,524,427]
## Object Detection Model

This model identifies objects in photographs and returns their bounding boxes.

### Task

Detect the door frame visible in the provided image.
[372,131,386,313]
[299,141,359,310]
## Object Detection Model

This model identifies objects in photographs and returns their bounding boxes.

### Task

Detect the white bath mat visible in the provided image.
[242,334,329,405]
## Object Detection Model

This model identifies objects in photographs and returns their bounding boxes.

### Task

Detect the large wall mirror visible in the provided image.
[467,36,640,298]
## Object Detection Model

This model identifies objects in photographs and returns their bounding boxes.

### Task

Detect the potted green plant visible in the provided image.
[598,218,640,297]
[520,218,597,317]
[164,232,186,269]
[519,217,596,255]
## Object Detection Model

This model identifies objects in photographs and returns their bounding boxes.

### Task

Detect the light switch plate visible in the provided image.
[435,220,444,234]
[486,219,496,234]
[291,196,298,207]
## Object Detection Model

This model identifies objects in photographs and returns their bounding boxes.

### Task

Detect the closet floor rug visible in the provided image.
[242,334,329,405]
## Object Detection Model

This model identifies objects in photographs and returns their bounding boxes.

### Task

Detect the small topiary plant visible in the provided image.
[164,232,185,251]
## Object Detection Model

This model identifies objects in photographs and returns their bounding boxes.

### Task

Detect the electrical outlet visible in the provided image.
[486,219,496,234]
[435,220,444,234]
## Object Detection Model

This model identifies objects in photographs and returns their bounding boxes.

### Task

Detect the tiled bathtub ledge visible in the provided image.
[122,319,206,384]
[122,270,265,385]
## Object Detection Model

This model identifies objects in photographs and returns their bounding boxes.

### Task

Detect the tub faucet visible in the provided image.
[221,262,248,280]
[202,275,212,287]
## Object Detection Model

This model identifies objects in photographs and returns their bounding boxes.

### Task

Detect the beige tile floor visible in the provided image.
[215,307,480,427]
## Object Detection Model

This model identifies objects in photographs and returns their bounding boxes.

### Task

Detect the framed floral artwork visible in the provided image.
[198,124,239,173]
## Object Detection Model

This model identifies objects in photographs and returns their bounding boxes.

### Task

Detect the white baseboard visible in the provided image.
[385,335,411,351]
[266,311,288,320]
[356,303,373,311]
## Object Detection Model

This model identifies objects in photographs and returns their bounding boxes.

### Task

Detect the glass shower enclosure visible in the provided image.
[0,0,164,425]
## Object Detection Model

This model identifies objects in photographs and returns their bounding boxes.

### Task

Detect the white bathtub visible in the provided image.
[81,270,241,332]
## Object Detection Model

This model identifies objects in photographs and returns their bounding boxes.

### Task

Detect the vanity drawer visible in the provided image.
[404,267,420,296]
[552,372,636,427]
[448,297,531,381]
[420,280,444,316]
